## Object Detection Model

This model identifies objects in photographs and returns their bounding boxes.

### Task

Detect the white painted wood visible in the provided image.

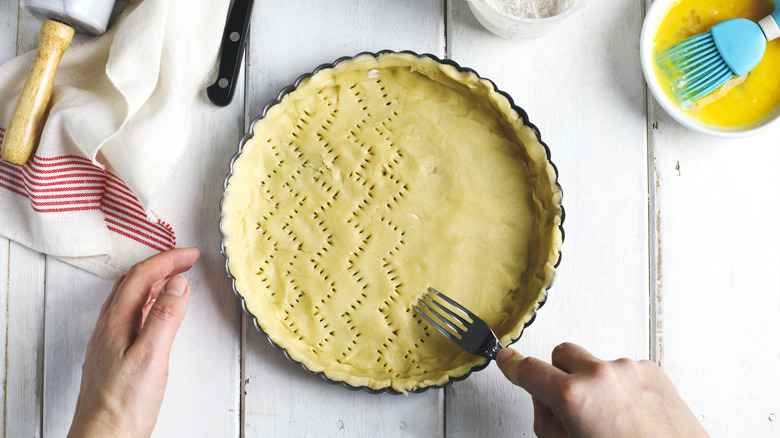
[0,0,17,58]
[0,241,6,435]
[2,243,45,438]
[242,1,446,437]
[1,6,47,438]
[0,240,5,436]
[244,327,444,437]
[245,0,447,111]
[15,5,41,56]
[446,0,650,435]
[649,101,780,435]
[41,257,110,436]
[146,78,245,438]
[0,0,16,430]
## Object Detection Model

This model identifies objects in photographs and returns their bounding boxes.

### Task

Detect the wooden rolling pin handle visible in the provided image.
[1,20,74,166]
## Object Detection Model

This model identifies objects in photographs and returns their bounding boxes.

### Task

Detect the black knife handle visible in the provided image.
[207,0,254,106]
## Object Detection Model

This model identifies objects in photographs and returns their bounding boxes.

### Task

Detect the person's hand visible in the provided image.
[68,247,200,438]
[496,343,709,438]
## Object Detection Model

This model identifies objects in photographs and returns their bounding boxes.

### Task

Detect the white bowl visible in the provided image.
[640,0,780,138]
[467,0,588,40]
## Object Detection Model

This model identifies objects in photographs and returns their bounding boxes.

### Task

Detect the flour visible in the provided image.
[485,0,578,19]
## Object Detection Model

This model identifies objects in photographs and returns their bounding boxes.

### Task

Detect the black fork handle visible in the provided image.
[207,0,255,106]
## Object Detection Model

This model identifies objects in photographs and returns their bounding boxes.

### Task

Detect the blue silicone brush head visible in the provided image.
[657,15,775,107]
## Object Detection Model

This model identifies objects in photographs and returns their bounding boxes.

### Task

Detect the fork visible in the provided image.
[413,287,503,360]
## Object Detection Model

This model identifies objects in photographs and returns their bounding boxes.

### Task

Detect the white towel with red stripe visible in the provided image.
[0,0,230,278]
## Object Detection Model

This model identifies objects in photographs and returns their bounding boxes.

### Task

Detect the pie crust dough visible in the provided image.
[221,52,563,393]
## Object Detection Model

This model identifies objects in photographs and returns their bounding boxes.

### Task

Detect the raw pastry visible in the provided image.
[221,52,562,393]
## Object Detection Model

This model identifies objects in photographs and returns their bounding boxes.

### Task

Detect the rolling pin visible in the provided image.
[2,0,116,166]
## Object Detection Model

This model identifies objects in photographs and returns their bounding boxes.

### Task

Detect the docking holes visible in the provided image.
[249,73,426,374]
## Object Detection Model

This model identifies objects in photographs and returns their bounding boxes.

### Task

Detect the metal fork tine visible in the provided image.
[421,293,469,330]
[414,287,504,360]
[417,299,465,337]
[413,306,460,343]
[428,287,474,322]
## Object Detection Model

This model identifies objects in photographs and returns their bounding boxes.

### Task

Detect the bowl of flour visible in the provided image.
[467,0,588,39]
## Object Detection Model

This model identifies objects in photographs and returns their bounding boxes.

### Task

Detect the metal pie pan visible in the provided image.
[219,50,565,395]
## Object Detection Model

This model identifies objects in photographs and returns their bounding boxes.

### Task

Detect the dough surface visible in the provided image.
[221,52,562,393]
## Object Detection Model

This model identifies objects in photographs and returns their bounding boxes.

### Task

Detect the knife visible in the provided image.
[207,0,255,107]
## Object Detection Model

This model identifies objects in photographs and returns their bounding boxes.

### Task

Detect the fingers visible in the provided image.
[141,299,155,327]
[138,271,191,327]
[496,348,567,407]
[109,248,200,322]
[134,275,191,361]
[532,396,568,438]
[551,342,601,374]
[100,274,127,318]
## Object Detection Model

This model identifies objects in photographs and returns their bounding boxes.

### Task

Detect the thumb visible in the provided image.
[496,348,566,408]
[136,275,191,359]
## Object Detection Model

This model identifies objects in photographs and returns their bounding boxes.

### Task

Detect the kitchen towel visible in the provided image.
[0,0,231,278]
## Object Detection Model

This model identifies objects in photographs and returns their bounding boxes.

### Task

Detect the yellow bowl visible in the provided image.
[640,0,780,138]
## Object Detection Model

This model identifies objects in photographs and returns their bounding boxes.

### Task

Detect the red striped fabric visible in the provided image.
[0,126,175,252]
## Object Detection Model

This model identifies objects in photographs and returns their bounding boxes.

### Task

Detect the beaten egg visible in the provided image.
[653,0,780,127]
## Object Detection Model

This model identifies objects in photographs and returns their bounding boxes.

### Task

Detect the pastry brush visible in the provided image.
[656,0,780,107]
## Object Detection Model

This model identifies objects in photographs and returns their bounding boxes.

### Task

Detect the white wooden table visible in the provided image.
[2,0,779,436]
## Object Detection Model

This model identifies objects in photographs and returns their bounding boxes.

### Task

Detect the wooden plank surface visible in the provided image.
[5,243,45,438]
[1,4,16,436]
[1,5,46,438]
[0,240,6,437]
[0,0,16,58]
[1,242,48,438]
[142,88,245,437]
[41,259,109,436]
[649,103,780,436]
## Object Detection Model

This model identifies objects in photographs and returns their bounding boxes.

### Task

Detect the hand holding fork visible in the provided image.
[414,288,710,438]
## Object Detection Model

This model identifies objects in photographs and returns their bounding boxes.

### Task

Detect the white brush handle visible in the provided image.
[760,0,780,42]
[759,14,780,41]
